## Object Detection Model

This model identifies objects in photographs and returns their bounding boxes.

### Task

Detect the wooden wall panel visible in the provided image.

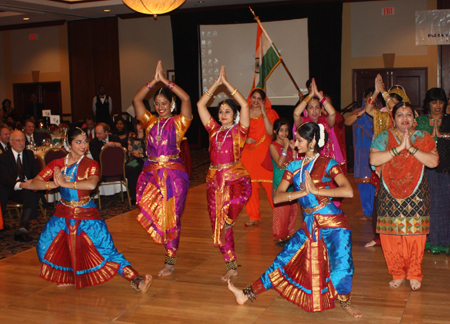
[93,18,121,119]
[68,17,121,123]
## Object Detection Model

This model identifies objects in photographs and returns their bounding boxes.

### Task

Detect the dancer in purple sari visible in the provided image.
[133,61,192,276]
[197,66,251,281]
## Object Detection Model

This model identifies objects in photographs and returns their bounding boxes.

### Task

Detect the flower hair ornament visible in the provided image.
[63,137,71,152]
[318,124,325,148]
[171,97,176,113]
[234,110,240,125]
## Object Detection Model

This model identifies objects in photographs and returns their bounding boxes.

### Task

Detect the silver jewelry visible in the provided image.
[156,117,171,141]
[63,154,84,182]
[215,125,234,150]
[299,153,320,190]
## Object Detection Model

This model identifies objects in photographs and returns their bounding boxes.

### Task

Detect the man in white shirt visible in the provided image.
[0,130,40,241]
[0,124,10,153]
[92,85,113,126]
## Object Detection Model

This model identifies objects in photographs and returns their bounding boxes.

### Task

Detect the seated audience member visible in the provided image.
[83,116,96,140]
[114,117,130,148]
[23,119,44,146]
[0,130,41,241]
[128,120,146,167]
[0,124,11,153]
[89,122,140,204]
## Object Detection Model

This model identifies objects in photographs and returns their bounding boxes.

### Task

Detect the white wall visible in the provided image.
[118,16,174,112]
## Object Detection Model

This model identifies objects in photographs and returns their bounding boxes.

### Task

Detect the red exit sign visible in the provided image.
[383,7,395,15]
[29,33,38,40]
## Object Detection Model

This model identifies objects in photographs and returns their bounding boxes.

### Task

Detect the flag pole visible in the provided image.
[249,7,303,99]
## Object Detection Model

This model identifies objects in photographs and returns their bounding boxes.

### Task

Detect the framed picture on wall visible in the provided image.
[167,70,175,82]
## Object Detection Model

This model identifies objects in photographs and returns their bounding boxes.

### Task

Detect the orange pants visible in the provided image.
[380,234,426,281]
[245,182,274,221]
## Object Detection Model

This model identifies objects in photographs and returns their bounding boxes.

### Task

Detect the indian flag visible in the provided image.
[252,23,282,90]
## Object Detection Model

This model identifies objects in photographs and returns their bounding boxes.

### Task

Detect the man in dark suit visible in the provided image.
[83,115,96,141]
[89,122,140,204]
[0,130,41,241]
[24,93,45,124]
[0,124,10,153]
[23,119,44,146]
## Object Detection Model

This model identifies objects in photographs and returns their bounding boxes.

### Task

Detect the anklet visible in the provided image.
[165,255,177,265]
[225,260,238,270]
[224,221,235,229]
[339,296,352,308]
[130,276,145,292]
[243,285,257,303]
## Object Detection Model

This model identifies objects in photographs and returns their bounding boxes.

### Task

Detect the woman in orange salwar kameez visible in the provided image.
[370,102,438,291]
[241,88,279,226]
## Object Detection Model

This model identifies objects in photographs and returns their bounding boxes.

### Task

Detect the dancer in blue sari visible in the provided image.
[228,122,362,318]
[344,87,376,217]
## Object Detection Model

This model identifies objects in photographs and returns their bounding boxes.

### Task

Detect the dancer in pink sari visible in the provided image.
[197,66,251,281]
[133,61,192,276]
[293,79,341,163]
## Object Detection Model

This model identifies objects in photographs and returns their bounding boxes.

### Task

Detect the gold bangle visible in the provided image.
[73,181,77,190]
[231,88,237,96]
[287,193,291,202]
[382,91,389,99]
[205,90,213,97]
[46,181,50,190]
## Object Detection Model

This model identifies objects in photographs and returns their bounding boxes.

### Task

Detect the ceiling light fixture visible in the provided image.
[23,17,29,20]
[122,0,185,18]
[104,9,111,12]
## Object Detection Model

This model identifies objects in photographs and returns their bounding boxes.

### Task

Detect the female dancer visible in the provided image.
[133,60,192,276]
[30,127,152,292]
[269,118,298,245]
[416,88,450,254]
[344,88,376,218]
[197,66,251,281]
[293,78,343,164]
[241,88,278,226]
[370,102,438,290]
[228,122,362,318]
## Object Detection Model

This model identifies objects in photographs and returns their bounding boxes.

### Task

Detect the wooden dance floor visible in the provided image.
[1,176,450,323]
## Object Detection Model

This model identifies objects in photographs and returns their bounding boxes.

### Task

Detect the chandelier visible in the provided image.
[123,0,186,18]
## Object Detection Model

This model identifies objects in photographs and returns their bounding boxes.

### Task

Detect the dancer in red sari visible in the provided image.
[198,66,251,281]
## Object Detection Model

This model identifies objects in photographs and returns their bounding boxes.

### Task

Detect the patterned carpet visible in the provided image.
[0,149,211,260]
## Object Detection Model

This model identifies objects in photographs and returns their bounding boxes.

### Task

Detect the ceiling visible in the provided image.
[0,0,293,27]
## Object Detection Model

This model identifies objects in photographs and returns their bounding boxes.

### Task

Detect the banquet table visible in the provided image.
[32,146,126,201]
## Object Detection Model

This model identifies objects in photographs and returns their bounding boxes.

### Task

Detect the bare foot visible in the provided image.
[389,278,405,288]
[138,274,153,293]
[227,279,248,305]
[56,283,74,288]
[410,279,421,290]
[364,240,377,247]
[342,305,363,318]
[245,220,259,226]
[221,269,238,282]
[158,264,174,276]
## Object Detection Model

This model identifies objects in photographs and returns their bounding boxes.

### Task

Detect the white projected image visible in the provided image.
[200,19,308,106]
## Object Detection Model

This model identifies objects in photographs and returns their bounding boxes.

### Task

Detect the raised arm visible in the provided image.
[221,68,249,128]
[157,61,192,119]
[311,79,336,128]
[293,97,307,128]
[133,61,192,120]
[197,66,249,127]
